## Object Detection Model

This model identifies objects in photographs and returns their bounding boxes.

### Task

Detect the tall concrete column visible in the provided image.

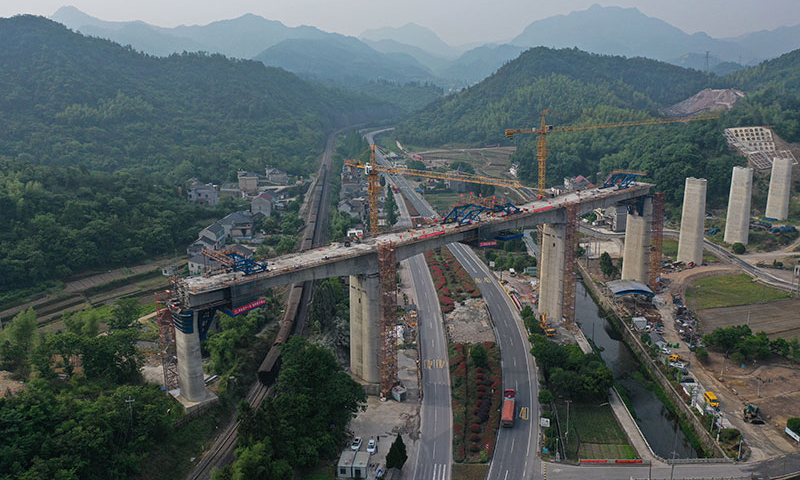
[724,166,753,245]
[765,157,792,221]
[538,224,565,323]
[360,273,381,384]
[677,178,707,266]
[349,275,364,378]
[174,311,207,402]
[622,197,652,283]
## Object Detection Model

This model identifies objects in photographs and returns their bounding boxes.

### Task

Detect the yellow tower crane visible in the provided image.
[505,111,720,198]
[346,145,524,234]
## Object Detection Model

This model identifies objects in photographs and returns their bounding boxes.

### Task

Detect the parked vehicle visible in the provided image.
[501,389,516,427]
[366,438,377,453]
[704,391,720,408]
[351,437,363,451]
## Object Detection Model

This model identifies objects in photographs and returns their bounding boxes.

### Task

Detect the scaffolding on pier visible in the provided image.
[563,203,579,328]
[649,192,665,290]
[377,242,398,398]
[154,290,179,392]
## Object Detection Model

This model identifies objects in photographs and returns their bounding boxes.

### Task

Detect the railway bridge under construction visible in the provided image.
[167,182,657,407]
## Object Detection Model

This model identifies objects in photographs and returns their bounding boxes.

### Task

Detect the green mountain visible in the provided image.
[397,47,711,146]
[0,15,397,289]
[438,44,526,86]
[396,45,800,210]
[0,15,396,177]
[253,35,433,86]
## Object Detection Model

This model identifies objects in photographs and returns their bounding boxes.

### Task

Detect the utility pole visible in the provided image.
[565,400,571,452]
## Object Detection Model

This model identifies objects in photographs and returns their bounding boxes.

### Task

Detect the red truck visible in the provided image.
[501,389,516,427]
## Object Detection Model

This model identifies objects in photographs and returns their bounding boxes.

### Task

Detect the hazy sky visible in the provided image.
[3,0,800,45]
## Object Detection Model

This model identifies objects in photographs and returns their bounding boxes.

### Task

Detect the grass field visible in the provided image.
[423,192,463,215]
[556,401,636,460]
[662,239,718,263]
[685,273,790,310]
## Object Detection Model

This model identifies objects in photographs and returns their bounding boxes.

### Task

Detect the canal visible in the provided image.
[574,282,698,459]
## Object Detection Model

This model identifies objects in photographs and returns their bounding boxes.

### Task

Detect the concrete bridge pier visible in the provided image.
[538,223,566,323]
[349,273,381,390]
[621,196,653,284]
[173,309,218,411]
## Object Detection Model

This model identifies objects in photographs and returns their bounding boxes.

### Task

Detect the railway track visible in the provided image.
[184,130,339,480]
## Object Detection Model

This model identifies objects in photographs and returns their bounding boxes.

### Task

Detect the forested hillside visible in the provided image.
[397,46,800,208]
[397,47,711,146]
[0,16,397,179]
[0,16,398,290]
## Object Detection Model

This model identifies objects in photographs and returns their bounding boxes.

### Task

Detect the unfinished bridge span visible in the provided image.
[168,183,655,404]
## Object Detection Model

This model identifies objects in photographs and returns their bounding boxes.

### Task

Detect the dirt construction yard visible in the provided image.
[697,298,800,340]
[695,351,800,459]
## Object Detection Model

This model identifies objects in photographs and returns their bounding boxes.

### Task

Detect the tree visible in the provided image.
[385,188,399,226]
[538,389,554,404]
[110,298,141,330]
[549,368,583,400]
[0,308,38,378]
[732,242,746,254]
[386,434,408,469]
[470,343,488,368]
[599,252,616,278]
[695,347,709,362]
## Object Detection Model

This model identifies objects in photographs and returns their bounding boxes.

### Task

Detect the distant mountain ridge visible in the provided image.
[510,4,800,66]
[360,22,457,59]
[253,36,433,86]
[51,6,331,59]
[48,4,800,90]
[0,15,396,174]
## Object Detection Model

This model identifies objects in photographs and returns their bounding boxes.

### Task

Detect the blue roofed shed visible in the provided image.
[606,279,654,298]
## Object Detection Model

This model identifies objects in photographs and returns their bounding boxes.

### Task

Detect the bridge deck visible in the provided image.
[178,184,651,306]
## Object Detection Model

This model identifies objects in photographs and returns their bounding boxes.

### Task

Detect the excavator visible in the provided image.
[743,404,764,424]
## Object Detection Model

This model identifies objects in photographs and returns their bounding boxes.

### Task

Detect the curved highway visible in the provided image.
[366,130,538,480]
[364,131,800,480]
[365,130,452,480]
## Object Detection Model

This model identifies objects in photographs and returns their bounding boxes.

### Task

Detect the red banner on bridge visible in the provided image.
[479,240,498,247]
[232,298,266,316]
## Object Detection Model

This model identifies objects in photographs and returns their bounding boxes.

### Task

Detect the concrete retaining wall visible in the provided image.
[577,262,729,459]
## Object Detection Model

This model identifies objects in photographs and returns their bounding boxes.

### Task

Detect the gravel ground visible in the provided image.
[445,298,493,344]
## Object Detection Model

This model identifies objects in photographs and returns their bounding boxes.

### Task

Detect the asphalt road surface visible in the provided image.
[366,131,538,479]
[366,130,452,480]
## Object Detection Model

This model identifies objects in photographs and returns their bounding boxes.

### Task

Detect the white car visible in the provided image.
[670,361,686,369]
[351,437,362,451]
[366,438,377,454]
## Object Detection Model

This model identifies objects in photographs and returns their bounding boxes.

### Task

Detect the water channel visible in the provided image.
[574,282,698,459]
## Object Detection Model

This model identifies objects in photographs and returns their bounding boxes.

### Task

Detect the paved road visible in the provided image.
[581,224,799,293]
[367,130,538,480]
[449,242,540,480]
[366,130,452,480]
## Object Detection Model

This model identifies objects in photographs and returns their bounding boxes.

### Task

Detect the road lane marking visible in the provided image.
[475,277,482,283]
[484,277,492,283]
[519,406,530,421]
[503,470,509,480]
